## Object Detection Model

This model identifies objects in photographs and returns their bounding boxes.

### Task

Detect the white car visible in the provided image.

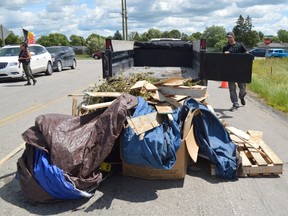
[0,44,53,80]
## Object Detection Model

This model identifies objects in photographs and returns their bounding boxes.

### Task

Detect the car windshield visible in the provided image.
[0,47,20,57]
[46,47,61,54]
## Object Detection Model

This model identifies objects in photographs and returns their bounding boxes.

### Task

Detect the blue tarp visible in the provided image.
[121,97,182,170]
[183,98,237,179]
[33,149,93,200]
[122,96,237,179]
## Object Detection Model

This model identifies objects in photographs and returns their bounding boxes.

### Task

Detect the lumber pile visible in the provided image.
[211,126,283,177]
[74,77,208,116]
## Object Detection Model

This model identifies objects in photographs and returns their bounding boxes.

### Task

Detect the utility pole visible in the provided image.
[121,0,128,40]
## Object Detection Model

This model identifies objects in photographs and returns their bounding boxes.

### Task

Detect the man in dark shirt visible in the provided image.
[223,32,247,111]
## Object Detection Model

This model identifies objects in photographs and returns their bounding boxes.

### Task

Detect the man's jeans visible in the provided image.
[228,82,246,106]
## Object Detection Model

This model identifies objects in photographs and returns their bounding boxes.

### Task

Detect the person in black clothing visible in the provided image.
[222,32,247,111]
[18,42,37,86]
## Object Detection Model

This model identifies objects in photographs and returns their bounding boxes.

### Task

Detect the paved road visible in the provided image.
[0,61,287,216]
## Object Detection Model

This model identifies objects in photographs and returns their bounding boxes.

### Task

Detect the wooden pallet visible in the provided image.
[237,139,283,176]
[211,129,283,177]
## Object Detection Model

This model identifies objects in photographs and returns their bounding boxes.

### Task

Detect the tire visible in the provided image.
[94,55,99,60]
[45,62,53,75]
[56,61,62,72]
[71,59,77,69]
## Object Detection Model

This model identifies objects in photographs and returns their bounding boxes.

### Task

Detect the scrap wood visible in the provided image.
[226,126,250,141]
[127,112,163,135]
[225,127,266,155]
[153,77,185,86]
[150,91,182,108]
[81,100,115,111]
[130,80,158,91]
[85,92,122,97]
[157,85,207,98]
[155,103,173,114]
[130,80,147,90]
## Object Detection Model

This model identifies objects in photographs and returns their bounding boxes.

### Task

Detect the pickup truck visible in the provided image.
[101,39,254,84]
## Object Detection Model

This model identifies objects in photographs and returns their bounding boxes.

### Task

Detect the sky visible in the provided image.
[1,0,288,40]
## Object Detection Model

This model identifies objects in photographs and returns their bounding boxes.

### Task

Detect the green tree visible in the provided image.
[1,31,22,45]
[113,30,123,40]
[192,32,202,40]
[86,33,105,55]
[232,15,259,47]
[258,31,264,41]
[37,33,70,46]
[147,28,162,39]
[70,35,86,46]
[277,29,288,42]
[168,29,181,39]
[202,25,226,47]
[128,32,141,41]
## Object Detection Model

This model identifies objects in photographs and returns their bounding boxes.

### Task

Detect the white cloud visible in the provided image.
[0,0,287,40]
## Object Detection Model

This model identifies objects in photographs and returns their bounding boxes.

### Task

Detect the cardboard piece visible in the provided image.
[122,140,188,180]
[122,109,200,180]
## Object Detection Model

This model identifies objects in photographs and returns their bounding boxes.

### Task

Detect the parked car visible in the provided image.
[248,48,266,57]
[266,49,288,58]
[0,44,53,80]
[92,51,103,59]
[46,46,77,72]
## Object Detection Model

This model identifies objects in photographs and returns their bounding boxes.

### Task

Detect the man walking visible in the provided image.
[223,32,247,111]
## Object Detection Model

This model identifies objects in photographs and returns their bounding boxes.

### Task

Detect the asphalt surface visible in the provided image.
[0,60,287,216]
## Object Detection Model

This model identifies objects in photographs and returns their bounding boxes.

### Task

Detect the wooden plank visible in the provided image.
[144,82,158,91]
[157,85,207,98]
[226,126,250,141]
[130,80,147,90]
[85,92,122,97]
[81,100,114,111]
[258,140,283,165]
[72,96,78,116]
[242,164,283,175]
[247,147,267,166]
[153,77,184,86]
[240,150,252,167]
[155,104,173,114]
[170,95,188,102]
[126,112,163,135]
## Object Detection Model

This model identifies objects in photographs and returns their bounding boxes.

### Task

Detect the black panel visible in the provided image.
[134,48,193,67]
[203,53,254,83]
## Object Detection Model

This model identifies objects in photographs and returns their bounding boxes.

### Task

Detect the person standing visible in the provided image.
[222,32,247,111]
[18,42,37,86]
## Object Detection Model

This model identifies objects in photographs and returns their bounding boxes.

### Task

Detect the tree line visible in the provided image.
[1,15,288,54]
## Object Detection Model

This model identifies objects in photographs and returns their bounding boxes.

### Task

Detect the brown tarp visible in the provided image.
[17,94,137,203]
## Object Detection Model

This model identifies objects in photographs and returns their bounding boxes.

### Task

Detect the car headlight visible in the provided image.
[8,62,18,67]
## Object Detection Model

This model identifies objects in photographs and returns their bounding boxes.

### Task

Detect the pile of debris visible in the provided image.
[16,75,283,203]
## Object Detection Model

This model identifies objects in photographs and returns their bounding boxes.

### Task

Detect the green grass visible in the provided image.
[75,54,92,60]
[248,58,288,113]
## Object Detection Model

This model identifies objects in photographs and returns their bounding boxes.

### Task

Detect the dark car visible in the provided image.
[46,46,77,72]
[92,51,103,59]
[248,48,266,57]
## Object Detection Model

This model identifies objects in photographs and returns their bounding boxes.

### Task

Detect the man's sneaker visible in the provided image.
[33,80,37,86]
[240,98,246,106]
[24,82,31,86]
[240,92,247,106]
[230,105,239,111]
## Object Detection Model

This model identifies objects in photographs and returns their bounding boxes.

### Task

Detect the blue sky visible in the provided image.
[0,0,288,40]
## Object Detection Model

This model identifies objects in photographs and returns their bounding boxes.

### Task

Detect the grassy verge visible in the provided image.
[248,58,288,113]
